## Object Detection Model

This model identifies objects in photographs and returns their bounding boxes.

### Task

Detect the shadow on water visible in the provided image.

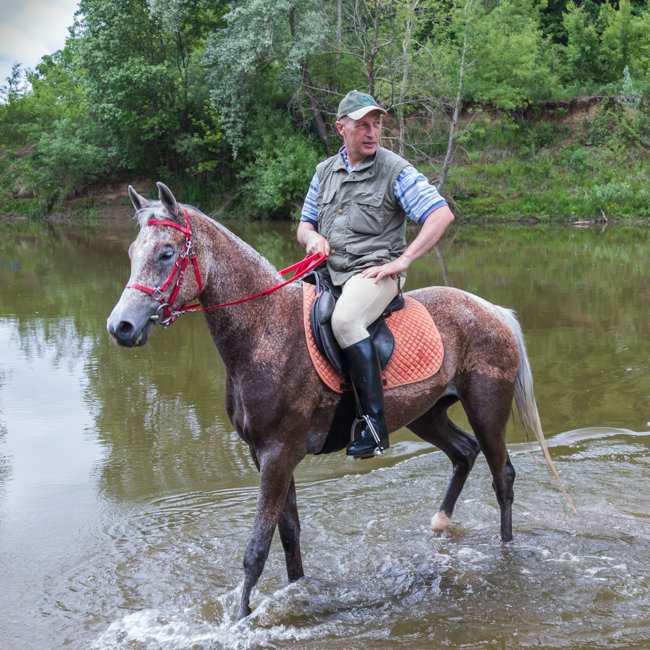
[0,219,648,649]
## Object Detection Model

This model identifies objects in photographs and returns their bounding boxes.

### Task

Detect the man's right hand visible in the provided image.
[297,221,330,257]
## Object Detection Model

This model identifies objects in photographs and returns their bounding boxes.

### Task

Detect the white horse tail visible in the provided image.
[496,305,576,512]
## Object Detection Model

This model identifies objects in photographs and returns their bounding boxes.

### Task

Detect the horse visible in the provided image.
[107,182,573,621]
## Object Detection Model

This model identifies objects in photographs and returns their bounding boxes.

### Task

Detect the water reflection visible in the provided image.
[90,428,650,650]
[0,219,648,649]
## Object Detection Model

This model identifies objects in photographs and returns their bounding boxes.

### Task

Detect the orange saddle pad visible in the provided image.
[302,282,444,393]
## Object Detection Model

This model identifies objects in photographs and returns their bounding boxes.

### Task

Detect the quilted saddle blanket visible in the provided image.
[302,282,444,393]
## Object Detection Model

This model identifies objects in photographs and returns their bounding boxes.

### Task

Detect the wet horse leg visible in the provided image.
[277,476,304,582]
[237,446,302,621]
[407,395,481,531]
[462,381,516,542]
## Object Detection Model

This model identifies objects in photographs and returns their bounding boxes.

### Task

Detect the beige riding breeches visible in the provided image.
[331,273,401,349]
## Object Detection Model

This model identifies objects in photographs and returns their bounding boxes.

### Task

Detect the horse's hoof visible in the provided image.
[431,511,453,532]
[235,604,251,622]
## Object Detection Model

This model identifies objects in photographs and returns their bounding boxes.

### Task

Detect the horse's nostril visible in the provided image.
[117,321,134,336]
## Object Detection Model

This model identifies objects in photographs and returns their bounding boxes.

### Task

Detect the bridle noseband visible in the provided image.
[126,207,326,328]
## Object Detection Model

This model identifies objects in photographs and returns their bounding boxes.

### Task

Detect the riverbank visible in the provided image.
[436,101,649,223]
[2,102,648,225]
[4,157,647,227]
[1,157,647,227]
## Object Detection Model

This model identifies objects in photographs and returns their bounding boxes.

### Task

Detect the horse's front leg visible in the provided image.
[236,446,302,621]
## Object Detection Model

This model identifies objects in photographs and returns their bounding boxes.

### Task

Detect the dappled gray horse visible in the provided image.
[107,182,572,620]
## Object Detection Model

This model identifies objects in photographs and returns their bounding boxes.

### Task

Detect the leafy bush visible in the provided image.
[236,110,324,217]
[29,116,116,200]
[568,148,590,172]
[586,180,648,217]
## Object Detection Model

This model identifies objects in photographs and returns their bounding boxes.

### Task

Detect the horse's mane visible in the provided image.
[194,208,282,280]
[134,202,282,281]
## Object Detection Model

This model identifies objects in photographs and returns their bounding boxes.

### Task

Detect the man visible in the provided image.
[298,89,454,459]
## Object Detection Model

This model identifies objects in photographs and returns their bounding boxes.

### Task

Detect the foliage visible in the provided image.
[236,109,323,216]
[562,1,603,84]
[74,0,226,172]
[203,0,329,155]
[455,0,554,107]
[0,0,649,220]
[562,0,650,88]
[444,121,650,220]
[31,116,116,198]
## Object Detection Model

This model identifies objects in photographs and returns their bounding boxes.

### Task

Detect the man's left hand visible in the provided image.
[361,257,409,283]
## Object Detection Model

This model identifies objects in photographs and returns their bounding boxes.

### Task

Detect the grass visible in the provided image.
[441,105,650,222]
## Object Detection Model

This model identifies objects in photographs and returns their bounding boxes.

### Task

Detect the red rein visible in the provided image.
[126,208,326,328]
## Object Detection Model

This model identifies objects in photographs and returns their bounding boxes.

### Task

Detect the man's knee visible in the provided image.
[331,308,365,349]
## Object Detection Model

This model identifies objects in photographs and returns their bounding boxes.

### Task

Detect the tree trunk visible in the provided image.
[302,65,331,154]
[439,0,475,191]
[289,6,330,154]
[397,1,417,157]
[336,0,342,60]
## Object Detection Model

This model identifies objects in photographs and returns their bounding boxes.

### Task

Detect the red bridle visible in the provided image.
[126,208,326,328]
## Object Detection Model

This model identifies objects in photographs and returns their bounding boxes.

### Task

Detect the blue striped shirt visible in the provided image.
[300,147,447,228]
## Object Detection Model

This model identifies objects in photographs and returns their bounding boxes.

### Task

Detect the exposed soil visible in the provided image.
[48,178,153,225]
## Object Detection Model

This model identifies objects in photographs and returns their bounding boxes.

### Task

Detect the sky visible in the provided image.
[0,0,79,85]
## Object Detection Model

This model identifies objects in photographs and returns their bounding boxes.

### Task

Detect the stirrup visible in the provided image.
[347,415,386,459]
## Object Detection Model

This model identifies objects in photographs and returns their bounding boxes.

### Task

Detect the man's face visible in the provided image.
[336,110,382,166]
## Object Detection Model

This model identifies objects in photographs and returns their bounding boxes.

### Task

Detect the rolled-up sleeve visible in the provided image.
[394,165,447,225]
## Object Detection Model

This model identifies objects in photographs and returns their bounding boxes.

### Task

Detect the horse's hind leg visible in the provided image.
[407,395,481,531]
[277,476,305,582]
[462,383,516,542]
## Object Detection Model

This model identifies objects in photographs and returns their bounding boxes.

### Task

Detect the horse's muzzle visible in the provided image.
[107,301,157,347]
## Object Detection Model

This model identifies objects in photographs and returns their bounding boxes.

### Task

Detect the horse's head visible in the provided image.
[107,182,203,347]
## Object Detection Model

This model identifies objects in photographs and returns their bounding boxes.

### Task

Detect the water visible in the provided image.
[0,218,648,649]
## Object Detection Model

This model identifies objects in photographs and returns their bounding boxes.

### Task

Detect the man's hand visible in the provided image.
[297,221,330,257]
[361,258,408,282]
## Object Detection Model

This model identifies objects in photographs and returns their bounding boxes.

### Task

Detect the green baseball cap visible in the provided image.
[337,89,387,121]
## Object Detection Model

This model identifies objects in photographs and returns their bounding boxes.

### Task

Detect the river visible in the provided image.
[0,217,648,649]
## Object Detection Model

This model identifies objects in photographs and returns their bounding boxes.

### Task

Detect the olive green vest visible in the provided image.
[316,146,410,285]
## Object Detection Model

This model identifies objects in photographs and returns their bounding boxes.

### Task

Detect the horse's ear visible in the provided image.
[157,182,182,223]
[128,184,149,212]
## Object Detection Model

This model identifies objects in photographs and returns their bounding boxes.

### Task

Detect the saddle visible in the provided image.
[302,273,445,454]
[305,271,404,380]
[303,274,444,394]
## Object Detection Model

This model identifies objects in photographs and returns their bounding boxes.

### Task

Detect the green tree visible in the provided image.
[0,63,30,106]
[457,0,553,107]
[412,0,553,188]
[74,0,225,173]
[561,0,650,88]
[600,0,650,84]
[203,0,331,156]
[236,108,323,215]
[561,1,603,85]
[0,46,108,206]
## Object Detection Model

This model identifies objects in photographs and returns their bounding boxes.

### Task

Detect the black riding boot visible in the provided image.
[343,337,390,459]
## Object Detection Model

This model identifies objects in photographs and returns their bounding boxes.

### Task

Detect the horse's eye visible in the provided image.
[159,248,175,262]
